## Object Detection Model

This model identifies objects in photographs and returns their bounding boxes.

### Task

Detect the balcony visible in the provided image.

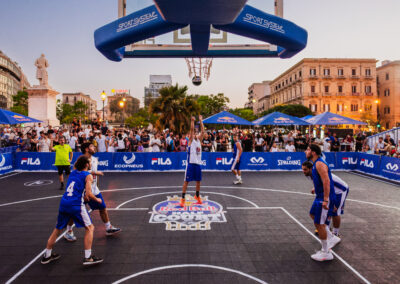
[322,75,332,79]
[365,92,374,96]
[308,75,318,79]
[322,93,332,97]
[364,75,373,80]
[351,92,360,96]
[351,75,360,79]
[336,75,345,79]
[336,93,346,97]
[308,92,318,97]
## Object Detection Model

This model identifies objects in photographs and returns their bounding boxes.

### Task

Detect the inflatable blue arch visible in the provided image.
[94,0,308,61]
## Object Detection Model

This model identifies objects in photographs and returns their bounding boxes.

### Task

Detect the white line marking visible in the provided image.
[1,185,399,211]
[279,207,371,284]
[115,191,259,209]
[227,207,282,210]
[0,172,21,180]
[112,264,268,284]
[349,171,400,186]
[107,208,149,211]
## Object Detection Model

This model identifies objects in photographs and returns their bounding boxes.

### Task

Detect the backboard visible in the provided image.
[119,0,283,58]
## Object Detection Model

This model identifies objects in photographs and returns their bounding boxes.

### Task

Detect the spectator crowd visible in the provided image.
[1,117,400,158]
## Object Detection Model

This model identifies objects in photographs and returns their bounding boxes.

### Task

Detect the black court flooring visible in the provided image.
[0,171,399,284]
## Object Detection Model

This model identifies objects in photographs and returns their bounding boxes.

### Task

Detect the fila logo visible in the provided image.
[151,158,172,165]
[21,157,41,165]
[250,157,265,164]
[360,158,374,168]
[342,157,357,165]
[216,157,233,165]
[386,163,399,171]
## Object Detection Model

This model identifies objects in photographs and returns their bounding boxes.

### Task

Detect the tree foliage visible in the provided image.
[57,101,89,123]
[194,93,230,117]
[150,84,200,134]
[125,107,159,128]
[10,90,28,115]
[261,104,313,118]
[109,97,140,122]
[229,108,257,122]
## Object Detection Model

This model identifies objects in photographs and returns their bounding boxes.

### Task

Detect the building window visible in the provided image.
[323,68,330,76]
[74,96,77,103]
[324,85,329,93]
[384,107,391,114]
[352,68,357,76]
[309,104,317,112]
[384,89,390,96]
[299,71,302,77]
[365,104,372,111]
[365,69,371,76]
[310,68,316,76]
[323,104,330,112]
[337,103,344,112]
[338,85,343,93]
[311,85,316,93]
[66,97,69,103]
[386,122,390,129]
[294,74,297,80]
[351,104,359,112]
[386,73,389,80]
[352,86,357,94]
[365,85,372,94]
[338,68,344,76]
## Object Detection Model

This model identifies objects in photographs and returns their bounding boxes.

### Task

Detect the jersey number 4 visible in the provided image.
[66,181,75,196]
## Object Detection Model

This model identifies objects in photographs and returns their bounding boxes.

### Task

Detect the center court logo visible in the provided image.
[277,156,301,166]
[149,195,227,231]
[114,153,143,169]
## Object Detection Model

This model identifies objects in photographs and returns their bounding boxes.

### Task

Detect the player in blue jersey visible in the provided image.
[302,160,349,241]
[304,144,338,261]
[231,134,243,184]
[41,155,103,266]
[180,115,204,207]
[64,142,121,242]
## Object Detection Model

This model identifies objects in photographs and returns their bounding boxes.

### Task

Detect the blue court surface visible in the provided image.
[0,171,399,284]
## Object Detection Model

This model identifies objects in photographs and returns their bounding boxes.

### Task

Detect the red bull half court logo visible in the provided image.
[149,195,227,231]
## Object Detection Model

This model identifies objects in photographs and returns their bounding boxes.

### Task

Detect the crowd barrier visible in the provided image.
[1,151,399,182]
[0,146,18,153]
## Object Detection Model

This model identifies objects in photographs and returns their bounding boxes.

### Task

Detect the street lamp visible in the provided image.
[119,100,125,126]
[101,90,106,121]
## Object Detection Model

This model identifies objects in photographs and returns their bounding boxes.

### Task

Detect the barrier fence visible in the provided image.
[0,151,399,182]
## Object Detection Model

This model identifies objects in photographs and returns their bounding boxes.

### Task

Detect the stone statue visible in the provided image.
[35,54,49,87]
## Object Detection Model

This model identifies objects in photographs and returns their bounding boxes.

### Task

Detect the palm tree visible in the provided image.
[150,84,200,134]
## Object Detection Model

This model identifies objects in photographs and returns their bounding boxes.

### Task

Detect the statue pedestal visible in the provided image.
[27,86,60,126]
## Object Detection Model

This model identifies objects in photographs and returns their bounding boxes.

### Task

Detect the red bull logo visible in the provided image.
[216,116,237,123]
[274,117,294,123]
[12,115,31,122]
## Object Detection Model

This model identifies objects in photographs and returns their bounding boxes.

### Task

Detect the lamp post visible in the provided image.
[101,91,106,122]
[119,99,125,126]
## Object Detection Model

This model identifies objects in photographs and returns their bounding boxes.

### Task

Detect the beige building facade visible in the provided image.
[246,81,271,114]
[376,60,400,130]
[269,58,378,122]
[62,92,97,120]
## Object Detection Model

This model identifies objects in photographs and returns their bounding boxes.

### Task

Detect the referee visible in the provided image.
[52,136,73,190]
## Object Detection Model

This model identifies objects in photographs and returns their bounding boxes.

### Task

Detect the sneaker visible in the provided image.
[179,198,185,207]
[194,195,202,204]
[106,226,121,236]
[64,231,77,242]
[328,235,341,249]
[233,179,242,184]
[41,252,61,264]
[83,255,103,266]
[311,250,334,262]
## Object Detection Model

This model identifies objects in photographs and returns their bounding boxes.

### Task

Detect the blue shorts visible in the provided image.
[331,190,349,216]
[87,193,107,210]
[56,204,92,229]
[231,159,241,171]
[309,198,335,225]
[185,163,202,182]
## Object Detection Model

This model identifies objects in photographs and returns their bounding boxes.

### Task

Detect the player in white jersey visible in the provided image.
[302,161,349,244]
[179,116,204,207]
[64,143,121,241]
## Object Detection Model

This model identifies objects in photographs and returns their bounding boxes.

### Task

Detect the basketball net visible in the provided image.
[185,57,213,81]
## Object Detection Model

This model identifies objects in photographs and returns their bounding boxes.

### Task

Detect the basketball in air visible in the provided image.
[192,76,202,86]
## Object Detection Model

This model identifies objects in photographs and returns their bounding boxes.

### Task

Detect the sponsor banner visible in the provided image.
[113,152,145,171]
[147,152,176,171]
[209,152,234,171]
[337,152,358,170]
[177,152,208,170]
[269,152,306,170]
[379,156,400,181]
[357,153,380,175]
[241,153,270,170]
[0,153,13,175]
[17,152,55,171]
[321,152,337,169]
[94,152,112,171]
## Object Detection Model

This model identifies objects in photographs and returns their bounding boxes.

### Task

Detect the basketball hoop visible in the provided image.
[185,57,213,86]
